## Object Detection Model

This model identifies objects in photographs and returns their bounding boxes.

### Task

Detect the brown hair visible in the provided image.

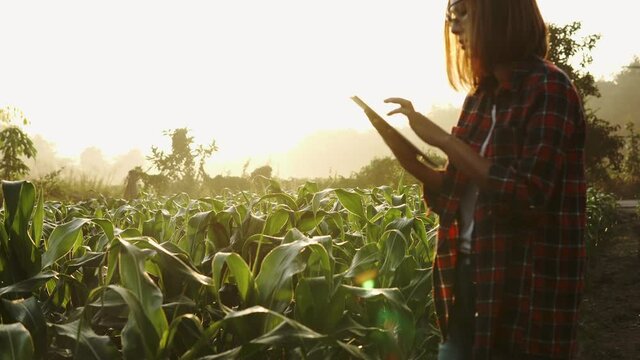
[445,0,549,90]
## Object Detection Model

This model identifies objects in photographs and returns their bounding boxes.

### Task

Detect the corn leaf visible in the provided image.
[53,318,119,360]
[42,218,92,269]
[0,323,34,360]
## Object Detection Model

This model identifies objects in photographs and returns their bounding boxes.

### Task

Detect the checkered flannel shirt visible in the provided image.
[424,56,587,359]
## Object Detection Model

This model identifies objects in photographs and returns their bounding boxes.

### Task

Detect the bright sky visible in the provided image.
[0,1,633,177]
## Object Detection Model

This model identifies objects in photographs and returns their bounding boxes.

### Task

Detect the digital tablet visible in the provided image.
[351,96,437,167]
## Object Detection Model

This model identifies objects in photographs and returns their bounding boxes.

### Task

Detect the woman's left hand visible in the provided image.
[385,97,451,149]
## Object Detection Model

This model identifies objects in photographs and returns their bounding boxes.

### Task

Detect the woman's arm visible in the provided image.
[386,72,582,212]
[437,133,491,188]
[363,108,445,193]
[385,97,491,188]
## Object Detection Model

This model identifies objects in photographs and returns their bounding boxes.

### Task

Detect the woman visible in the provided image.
[373,0,586,358]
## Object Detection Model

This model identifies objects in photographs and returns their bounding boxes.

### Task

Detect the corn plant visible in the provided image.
[0,180,441,359]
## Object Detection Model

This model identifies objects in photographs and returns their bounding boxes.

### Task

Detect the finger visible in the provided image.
[384,97,410,106]
[387,107,410,117]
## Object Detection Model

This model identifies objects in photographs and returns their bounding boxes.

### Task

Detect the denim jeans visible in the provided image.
[438,254,475,360]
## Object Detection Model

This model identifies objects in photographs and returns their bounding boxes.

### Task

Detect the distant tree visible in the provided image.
[590,57,640,130]
[250,165,273,179]
[623,122,640,181]
[204,175,251,194]
[0,107,37,180]
[354,157,406,188]
[241,159,251,178]
[352,152,446,188]
[548,22,601,99]
[548,22,625,185]
[123,166,144,200]
[147,128,217,193]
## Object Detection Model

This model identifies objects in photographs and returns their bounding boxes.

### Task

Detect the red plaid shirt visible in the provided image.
[424,57,586,359]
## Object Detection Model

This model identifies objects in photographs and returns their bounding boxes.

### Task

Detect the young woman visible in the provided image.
[373,0,586,358]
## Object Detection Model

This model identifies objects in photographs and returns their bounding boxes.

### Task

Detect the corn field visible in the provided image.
[0,180,441,359]
[0,180,615,359]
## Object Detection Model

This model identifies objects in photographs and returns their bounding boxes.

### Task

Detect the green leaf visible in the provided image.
[212,252,256,309]
[93,285,163,360]
[344,243,379,278]
[0,323,34,360]
[66,251,105,269]
[184,211,214,265]
[53,318,119,360]
[255,193,298,212]
[335,188,366,219]
[1,297,46,358]
[294,277,345,333]
[31,190,44,249]
[42,218,92,268]
[263,208,290,236]
[295,210,326,233]
[117,238,168,340]
[91,219,115,244]
[133,237,213,286]
[378,229,409,285]
[166,314,204,358]
[341,285,415,356]
[186,306,371,360]
[255,235,332,313]
[311,188,332,215]
[2,181,40,280]
[0,270,57,297]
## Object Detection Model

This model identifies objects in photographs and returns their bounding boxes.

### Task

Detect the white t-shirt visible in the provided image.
[458,104,497,253]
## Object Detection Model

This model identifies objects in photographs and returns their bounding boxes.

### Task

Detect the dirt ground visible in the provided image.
[578,208,640,360]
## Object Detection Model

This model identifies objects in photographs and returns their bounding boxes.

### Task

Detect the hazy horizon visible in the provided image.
[1,1,636,182]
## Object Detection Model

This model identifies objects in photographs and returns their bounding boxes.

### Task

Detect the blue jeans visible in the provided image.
[438,254,475,360]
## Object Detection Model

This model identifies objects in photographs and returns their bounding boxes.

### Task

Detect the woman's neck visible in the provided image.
[493,64,512,84]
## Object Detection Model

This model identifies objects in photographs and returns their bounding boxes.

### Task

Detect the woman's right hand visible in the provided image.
[363,109,433,182]
[385,98,452,149]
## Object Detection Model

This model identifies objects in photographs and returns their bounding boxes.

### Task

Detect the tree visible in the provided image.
[147,128,217,193]
[547,22,625,186]
[590,57,640,130]
[354,157,407,188]
[352,152,446,188]
[0,107,37,180]
[250,165,273,179]
[623,122,640,182]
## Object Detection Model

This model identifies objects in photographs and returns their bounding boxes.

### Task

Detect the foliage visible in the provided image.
[0,180,442,359]
[250,165,273,179]
[547,22,625,185]
[0,108,37,181]
[0,127,37,180]
[343,153,447,190]
[623,122,640,182]
[147,128,217,193]
[583,112,625,186]
[591,56,640,130]
[203,174,252,194]
[31,168,122,202]
[584,187,618,285]
[353,157,406,188]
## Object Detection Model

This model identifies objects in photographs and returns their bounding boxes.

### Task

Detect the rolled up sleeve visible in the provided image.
[423,170,447,215]
[423,167,461,219]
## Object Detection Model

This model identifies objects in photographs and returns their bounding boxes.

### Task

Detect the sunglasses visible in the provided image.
[446,0,468,23]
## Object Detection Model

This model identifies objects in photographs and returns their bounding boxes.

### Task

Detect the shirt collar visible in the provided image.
[476,56,543,95]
